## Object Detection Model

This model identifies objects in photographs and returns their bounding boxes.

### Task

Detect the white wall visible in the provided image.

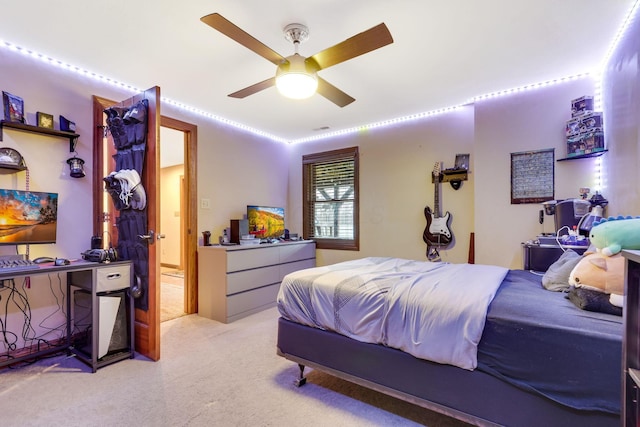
[474,77,600,268]
[287,106,476,266]
[602,5,640,215]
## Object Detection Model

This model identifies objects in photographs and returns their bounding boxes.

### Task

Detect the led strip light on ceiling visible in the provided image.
[0,0,638,145]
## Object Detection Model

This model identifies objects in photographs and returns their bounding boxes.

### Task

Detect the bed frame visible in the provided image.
[277,317,619,427]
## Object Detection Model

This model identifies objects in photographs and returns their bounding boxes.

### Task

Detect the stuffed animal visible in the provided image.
[589,215,640,256]
[568,251,624,308]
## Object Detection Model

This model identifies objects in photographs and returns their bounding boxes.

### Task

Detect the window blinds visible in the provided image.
[307,157,355,239]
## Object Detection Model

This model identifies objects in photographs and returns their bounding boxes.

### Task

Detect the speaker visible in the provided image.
[73,289,129,359]
[230,219,249,244]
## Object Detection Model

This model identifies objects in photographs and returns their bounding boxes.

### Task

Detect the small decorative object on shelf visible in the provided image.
[2,91,25,124]
[454,153,470,170]
[37,112,54,129]
[60,115,76,132]
[0,146,27,171]
[565,95,605,158]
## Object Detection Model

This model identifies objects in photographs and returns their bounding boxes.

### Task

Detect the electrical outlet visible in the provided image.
[201,198,211,209]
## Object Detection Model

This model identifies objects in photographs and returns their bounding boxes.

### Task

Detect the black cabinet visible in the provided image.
[522,241,588,272]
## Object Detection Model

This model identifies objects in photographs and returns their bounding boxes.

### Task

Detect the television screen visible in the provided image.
[247,205,285,239]
[0,189,58,245]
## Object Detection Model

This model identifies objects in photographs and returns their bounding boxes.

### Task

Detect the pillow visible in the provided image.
[566,286,622,316]
[541,249,582,291]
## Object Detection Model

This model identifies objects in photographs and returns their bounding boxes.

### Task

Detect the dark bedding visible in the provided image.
[477,270,623,414]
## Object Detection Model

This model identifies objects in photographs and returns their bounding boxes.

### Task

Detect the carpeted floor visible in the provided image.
[161,270,186,322]
[161,282,186,322]
[0,307,469,427]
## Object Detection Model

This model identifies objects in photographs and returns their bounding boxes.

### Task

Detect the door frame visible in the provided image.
[161,116,198,314]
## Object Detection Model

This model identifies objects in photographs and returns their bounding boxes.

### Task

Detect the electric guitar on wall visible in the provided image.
[423,161,453,260]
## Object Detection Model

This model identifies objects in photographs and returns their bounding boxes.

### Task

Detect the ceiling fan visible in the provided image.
[201,13,394,107]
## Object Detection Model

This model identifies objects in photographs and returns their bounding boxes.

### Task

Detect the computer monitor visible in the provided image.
[0,189,58,245]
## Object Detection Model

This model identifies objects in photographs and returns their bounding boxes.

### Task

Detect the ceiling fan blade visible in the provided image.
[307,23,393,71]
[228,77,276,99]
[201,13,286,66]
[316,77,355,107]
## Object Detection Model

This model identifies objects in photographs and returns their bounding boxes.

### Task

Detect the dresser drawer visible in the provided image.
[226,283,280,321]
[227,265,280,295]
[280,258,316,278]
[279,243,315,264]
[227,246,280,272]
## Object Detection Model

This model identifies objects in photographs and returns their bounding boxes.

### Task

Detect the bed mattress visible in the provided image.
[278,260,623,414]
[477,269,622,414]
[277,257,508,370]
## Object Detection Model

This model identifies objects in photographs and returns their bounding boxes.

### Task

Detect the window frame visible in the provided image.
[302,146,359,251]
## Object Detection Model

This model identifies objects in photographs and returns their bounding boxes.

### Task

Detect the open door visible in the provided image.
[92,87,161,361]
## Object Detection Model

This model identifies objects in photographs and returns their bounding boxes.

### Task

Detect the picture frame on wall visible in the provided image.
[2,91,25,123]
[37,112,54,129]
[510,148,555,204]
[454,153,470,170]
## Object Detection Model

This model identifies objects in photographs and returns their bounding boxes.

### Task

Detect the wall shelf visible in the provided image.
[432,169,469,183]
[0,120,80,152]
[557,150,608,161]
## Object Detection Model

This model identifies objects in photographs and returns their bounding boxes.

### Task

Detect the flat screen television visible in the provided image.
[247,205,285,240]
[0,189,58,245]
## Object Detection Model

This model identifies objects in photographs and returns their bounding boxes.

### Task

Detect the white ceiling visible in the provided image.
[1,1,636,142]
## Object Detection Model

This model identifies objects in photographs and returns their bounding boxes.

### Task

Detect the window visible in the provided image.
[303,147,359,250]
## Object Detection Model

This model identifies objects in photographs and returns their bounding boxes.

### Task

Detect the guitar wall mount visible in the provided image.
[442,153,470,190]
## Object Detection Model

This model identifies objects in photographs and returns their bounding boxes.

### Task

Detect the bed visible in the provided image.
[276,257,622,427]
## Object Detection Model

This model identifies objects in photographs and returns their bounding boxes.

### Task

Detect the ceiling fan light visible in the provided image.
[276,54,318,99]
[276,73,318,99]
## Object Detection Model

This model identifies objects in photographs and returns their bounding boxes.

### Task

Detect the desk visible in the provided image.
[0,260,134,372]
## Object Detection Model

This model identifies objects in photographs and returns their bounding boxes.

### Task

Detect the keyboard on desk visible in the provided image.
[0,259,40,273]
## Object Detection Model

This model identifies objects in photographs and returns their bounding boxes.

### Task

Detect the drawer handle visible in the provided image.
[107,273,122,280]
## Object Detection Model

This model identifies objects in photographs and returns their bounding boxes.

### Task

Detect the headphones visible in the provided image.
[81,247,118,263]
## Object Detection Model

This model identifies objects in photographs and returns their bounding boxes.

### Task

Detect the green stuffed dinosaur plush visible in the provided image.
[589,215,640,256]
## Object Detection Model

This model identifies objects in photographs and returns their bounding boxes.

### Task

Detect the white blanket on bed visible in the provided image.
[277,257,508,370]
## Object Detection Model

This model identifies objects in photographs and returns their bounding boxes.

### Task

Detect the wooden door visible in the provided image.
[92,87,161,361]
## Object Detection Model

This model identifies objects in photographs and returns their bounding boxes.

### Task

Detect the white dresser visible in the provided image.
[198,240,316,323]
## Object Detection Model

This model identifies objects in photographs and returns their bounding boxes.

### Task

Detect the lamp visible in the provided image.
[66,156,85,178]
[275,24,318,100]
[276,54,318,99]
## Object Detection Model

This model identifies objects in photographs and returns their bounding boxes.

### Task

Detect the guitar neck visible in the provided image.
[433,174,441,218]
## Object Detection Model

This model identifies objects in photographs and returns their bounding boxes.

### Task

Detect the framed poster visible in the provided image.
[510,148,554,204]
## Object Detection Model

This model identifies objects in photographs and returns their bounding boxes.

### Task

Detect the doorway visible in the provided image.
[160,116,198,319]
[160,126,186,322]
